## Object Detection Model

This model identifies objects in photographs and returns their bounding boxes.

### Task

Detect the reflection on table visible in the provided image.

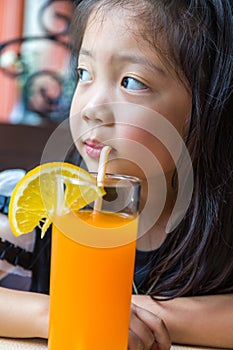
[0,337,226,350]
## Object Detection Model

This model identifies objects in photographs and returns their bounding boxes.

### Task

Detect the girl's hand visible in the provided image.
[129,303,171,350]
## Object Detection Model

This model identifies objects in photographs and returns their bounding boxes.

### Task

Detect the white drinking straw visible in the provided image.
[56,174,65,216]
[94,146,112,212]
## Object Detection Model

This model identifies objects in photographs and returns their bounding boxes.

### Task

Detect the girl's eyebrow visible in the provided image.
[79,48,166,77]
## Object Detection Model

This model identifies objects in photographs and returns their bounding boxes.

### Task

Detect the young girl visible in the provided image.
[68,0,233,348]
[0,0,232,349]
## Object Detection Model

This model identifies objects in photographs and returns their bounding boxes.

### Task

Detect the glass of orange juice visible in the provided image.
[48,173,141,350]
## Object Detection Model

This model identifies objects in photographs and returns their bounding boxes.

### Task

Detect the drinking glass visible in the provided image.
[48,173,141,350]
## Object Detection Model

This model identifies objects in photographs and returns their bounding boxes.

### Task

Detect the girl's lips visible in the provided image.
[84,140,107,159]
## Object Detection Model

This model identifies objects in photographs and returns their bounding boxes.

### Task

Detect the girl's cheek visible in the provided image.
[117,126,176,175]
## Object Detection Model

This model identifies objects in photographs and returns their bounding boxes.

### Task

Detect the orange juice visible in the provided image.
[48,210,138,350]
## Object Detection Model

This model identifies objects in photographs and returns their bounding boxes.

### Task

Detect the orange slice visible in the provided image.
[8,162,105,237]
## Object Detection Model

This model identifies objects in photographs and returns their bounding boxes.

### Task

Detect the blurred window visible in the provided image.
[0,0,76,126]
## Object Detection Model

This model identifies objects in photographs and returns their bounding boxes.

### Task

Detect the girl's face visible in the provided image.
[70,6,191,180]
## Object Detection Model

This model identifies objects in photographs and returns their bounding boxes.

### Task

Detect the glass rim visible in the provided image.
[90,172,141,185]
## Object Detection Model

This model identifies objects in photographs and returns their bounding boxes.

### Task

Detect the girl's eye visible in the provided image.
[121,77,148,91]
[77,68,91,82]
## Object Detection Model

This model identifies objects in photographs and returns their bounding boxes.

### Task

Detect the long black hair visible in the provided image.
[71,0,233,298]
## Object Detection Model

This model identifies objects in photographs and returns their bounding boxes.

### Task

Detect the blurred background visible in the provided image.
[0,0,76,126]
[0,0,77,170]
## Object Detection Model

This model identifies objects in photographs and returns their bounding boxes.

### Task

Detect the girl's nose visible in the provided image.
[81,80,114,125]
[81,100,114,126]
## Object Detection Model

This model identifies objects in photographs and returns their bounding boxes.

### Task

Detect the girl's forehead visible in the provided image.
[85,6,139,35]
[81,6,172,74]
[81,9,143,52]
[82,5,160,56]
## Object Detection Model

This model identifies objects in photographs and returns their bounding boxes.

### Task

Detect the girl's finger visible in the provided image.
[128,329,144,350]
[134,304,171,350]
[130,303,155,349]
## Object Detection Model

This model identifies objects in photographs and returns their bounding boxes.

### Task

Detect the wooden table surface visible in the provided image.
[0,337,227,350]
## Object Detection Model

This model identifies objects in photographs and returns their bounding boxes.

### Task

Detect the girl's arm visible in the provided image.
[132,294,233,348]
[0,287,49,338]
